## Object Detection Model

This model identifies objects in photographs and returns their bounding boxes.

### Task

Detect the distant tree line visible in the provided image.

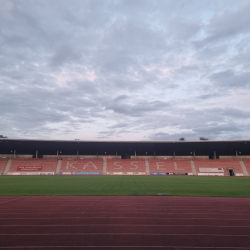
[199,137,209,140]
[179,137,209,141]
[0,135,7,138]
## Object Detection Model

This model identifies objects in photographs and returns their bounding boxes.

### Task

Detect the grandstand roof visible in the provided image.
[0,138,250,157]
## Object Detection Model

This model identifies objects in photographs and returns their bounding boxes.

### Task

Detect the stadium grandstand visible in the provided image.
[0,138,250,176]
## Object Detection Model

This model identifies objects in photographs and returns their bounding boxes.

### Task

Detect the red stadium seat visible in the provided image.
[0,158,8,174]
[194,159,243,176]
[60,158,103,173]
[243,159,250,175]
[149,159,192,174]
[8,158,58,174]
[107,159,146,173]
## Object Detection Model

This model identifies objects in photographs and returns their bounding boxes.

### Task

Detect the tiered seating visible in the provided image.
[60,158,103,173]
[243,159,250,175]
[194,159,243,176]
[8,158,58,174]
[0,158,8,174]
[149,159,192,173]
[107,159,146,173]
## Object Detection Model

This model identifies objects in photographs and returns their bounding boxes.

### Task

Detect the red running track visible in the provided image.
[0,196,250,249]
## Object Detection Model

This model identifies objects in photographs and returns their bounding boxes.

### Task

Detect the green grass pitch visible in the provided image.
[0,175,250,197]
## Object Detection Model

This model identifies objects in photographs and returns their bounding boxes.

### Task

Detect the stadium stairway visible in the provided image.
[55,159,62,175]
[0,158,8,175]
[103,158,107,175]
[190,160,197,175]
[3,159,12,175]
[239,160,249,176]
[243,159,250,176]
[145,159,150,175]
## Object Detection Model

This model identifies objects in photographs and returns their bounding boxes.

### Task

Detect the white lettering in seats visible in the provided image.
[68,161,77,169]
[130,162,139,170]
[114,162,123,169]
[156,162,166,170]
[174,162,183,170]
[83,162,97,169]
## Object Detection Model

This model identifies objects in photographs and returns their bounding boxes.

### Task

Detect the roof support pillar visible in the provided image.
[36,150,38,159]
[135,151,136,159]
[214,151,216,160]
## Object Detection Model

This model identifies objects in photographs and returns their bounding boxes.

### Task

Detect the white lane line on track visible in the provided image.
[12,202,250,205]
[0,197,28,204]
[1,224,250,227]
[1,207,250,211]
[0,212,248,216]
[0,217,250,220]
[1,246,250,249]
[2,209,249,213]
[0,233,250,236]
[1,204,250,206]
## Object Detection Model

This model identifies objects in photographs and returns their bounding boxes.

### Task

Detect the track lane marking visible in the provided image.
[1,246,250,249]
[1,224,250,227]
[0,233,250,236]
[1,217,250,220]
[0,197,28,204]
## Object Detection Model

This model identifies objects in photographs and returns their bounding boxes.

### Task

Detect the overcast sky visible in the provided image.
[1,0,250,141]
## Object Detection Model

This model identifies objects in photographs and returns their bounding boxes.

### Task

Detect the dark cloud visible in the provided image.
[209,70,250,89]
[193,2,250,48]
[105,99,172,117]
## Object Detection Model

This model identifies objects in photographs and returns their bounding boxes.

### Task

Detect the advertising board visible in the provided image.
[198,173,224,176]
[59,172,102,175]
[17,166,42,171]
[7,172,54,175]
[199,168,224,173]
[107,172,146,175]
[168,173,188,175]
[150,172,168,175]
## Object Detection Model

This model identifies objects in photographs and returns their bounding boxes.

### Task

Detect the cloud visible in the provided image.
[1,0,250,141]
[50,45,82,67]
[192,1,250,50]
